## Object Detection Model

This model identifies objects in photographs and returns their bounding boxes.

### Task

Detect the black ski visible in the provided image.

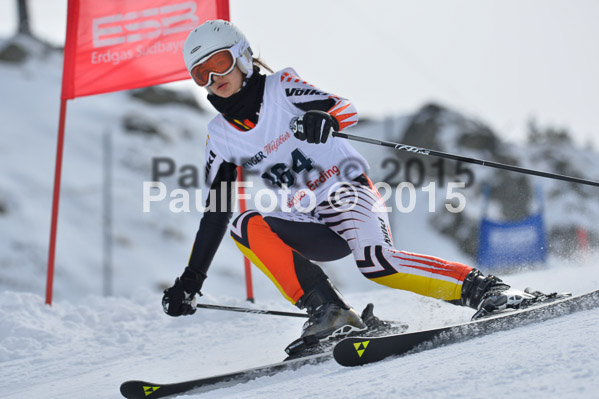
[333,288,599,367]
[120,303,403,398]
[120,352,331,398]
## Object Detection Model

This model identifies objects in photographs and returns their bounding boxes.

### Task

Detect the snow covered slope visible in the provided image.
[1,35,599,399]
[2,261,599,399]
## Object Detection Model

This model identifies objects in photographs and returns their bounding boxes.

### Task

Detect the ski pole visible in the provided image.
[332,131,599,188]
[196,303,309,318]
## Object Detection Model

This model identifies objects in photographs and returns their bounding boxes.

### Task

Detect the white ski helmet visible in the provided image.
[183,20,254,82]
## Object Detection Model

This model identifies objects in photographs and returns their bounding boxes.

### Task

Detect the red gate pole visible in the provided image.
[236,167,254,302]
[46,98,68,305]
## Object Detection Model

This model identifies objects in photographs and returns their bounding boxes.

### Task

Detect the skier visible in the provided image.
[162,20,541,343]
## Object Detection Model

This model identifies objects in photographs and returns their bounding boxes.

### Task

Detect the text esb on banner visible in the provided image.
[93,2,197,48]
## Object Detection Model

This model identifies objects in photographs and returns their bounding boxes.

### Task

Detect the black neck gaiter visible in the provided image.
[207,69,266,126]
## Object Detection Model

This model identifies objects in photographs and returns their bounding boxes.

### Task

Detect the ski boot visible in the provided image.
[298,278,366,340]
[285,278,366,357]
[359,303,409,337]
[460,270,538,320]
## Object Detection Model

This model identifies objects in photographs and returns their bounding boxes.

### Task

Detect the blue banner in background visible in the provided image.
[477,184,547,270]
[477,212,547,269]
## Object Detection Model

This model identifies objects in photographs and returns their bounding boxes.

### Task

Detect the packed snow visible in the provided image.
[1,35,598,399]
[2,264,599,399]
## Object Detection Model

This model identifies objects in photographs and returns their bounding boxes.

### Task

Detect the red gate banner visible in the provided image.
[47,0,229,305]
[61,0,229,99]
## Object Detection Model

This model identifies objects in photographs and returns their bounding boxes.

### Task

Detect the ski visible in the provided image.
[333,288,599,367]
[120,352,331,398]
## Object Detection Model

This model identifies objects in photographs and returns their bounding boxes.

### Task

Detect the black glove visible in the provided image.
[162,267,206,317]
[292,110,339,144]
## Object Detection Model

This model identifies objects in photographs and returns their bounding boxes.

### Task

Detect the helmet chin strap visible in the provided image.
[242,70,252,88]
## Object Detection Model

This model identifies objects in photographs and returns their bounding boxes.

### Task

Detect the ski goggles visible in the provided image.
[190,49,236,87]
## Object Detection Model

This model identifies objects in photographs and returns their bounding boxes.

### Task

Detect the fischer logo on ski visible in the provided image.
[353,341,370,357]
[143,386,160,396]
